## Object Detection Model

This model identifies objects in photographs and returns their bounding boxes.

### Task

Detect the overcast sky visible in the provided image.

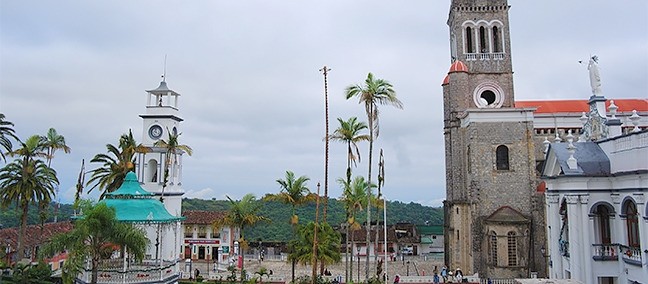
[1,1,647,207]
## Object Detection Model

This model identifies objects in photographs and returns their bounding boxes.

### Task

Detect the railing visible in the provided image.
[464,53,506,61]
[619,244,642,266]
[592,243,618,261]
[77,260,180,284]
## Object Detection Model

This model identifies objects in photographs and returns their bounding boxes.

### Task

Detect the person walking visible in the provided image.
[441,266,448,282]
[433,272,440,284]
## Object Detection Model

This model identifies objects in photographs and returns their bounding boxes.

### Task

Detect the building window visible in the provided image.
[507,231,517,266]
[594,204,612,244]
[496,145,509,170]
[493,26,502,52]
[489,231,498,265]
[198,226,207,238]
[479,26,488,53]
[624,200,640,248]
[185,226,193,238]
[466,27,474,53]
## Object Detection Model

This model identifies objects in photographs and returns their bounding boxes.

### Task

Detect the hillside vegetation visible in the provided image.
[0,198,443,243]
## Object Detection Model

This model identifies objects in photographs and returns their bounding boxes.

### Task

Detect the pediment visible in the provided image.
[485,206,529,223]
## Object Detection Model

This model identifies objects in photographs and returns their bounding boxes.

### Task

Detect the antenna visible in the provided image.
[162,54,167,82]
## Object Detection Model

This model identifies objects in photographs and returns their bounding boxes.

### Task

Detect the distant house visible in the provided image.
[417,225,444,254]
[0,221,73,271]
[343,222,422,258]
[182,210,238,270]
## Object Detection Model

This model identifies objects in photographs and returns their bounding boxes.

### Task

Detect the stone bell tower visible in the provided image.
[442,0,547,279]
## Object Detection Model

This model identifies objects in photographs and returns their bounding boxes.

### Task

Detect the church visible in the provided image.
[441,0,647,280]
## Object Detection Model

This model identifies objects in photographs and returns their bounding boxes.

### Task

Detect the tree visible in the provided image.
[328,117,370,187]
[153,128,193,201]
[43,127,71,223]
[0,113,18,162]
[345,72,402,279]
[288,222,341,273]
[339,176,371,283]
[41,203,149,284]
[86,130,149,199]
[0,135,58,262]
[213,194,270,281]
[267,171,314,283]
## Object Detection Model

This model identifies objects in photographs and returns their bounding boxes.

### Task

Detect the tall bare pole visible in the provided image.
[320,66,331,222]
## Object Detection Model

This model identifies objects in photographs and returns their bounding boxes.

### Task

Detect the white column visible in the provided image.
[566,195,581,280]
[580,194,593,284]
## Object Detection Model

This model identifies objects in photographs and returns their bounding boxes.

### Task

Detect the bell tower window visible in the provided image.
[493,26,502,53]
[479,26,488,53]
[496,145,509,170]
[466,27,474,53]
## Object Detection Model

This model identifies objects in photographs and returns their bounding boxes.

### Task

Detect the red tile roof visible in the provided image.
[0,221,74,248]
[442,75,449,86]
[182,210,226,225]
[515,99,648,114]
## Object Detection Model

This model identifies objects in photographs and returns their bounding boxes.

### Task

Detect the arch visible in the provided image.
[496,145,509,170]
[507,231,517,266]
[492,26,502,53]
[623,199,640,247]
[589,201,616,214]
[479,26,488,53]
[146,159,159,183]
[592,203,613,244]
[465,27,474,53]
[489,231,498,265]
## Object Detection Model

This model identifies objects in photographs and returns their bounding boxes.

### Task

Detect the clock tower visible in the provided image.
[137,77,185,217]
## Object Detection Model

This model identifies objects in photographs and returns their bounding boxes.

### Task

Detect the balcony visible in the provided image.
[619,244,642,266]
[592,244,618,261]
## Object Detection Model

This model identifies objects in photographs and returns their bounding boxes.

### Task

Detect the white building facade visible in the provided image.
[542,96,647,284]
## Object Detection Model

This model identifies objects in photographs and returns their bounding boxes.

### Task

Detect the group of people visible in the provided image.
[432,266,463,283]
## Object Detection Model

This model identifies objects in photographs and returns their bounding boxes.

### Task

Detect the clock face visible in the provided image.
[149,125,163,139]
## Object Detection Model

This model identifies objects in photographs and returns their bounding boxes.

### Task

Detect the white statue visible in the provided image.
[588,55,602,95]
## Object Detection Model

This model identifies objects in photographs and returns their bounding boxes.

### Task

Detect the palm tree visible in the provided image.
[339,176,372,283]
[345,72,402,279]
[288,222,341,276]
[86,130,149,199]
[213,194,270,281]
[43,127,71,222]
[328,117,370,185]
[0,135,58,263]
[41,203,149,284]
[266,171,314,283]
[153,128,193,201]
[0,113,18,162]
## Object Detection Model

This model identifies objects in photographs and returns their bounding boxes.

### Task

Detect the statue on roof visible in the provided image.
[588,55,602,96]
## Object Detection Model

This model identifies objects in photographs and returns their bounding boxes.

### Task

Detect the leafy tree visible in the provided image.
[6,261,53,283]
[86,130,149,199]
[213,194,269,281]
[0,135,58,262]
[339,176,371,282]
[329,117,370,185]
[153,128,193,201]
[267,171,314,283]
[0,113,18,162]
[41,203,149,284]
[346,72,402,279]
[288,222,341,271]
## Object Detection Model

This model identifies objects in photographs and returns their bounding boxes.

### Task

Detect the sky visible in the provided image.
[1,1,647,207]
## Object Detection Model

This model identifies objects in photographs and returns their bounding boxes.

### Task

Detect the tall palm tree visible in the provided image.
[267,171,314,283]
[153,128,193,201]
[339,176,371,283]
[43,127,71,222]
[328,117,370,185]
[86,130,149,199]
[213,194,269,281]
[41,203,149,284]
[345,72,402,279]
[0,135,58,263]
[0,113,18,162]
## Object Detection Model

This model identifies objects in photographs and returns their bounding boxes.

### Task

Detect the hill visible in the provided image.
[0,198,443,243]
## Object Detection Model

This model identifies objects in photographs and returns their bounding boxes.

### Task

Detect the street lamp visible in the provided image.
[189,243,193,279]
[357,246,361,282]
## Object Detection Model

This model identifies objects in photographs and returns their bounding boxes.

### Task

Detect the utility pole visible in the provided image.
[312,183,321,284]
